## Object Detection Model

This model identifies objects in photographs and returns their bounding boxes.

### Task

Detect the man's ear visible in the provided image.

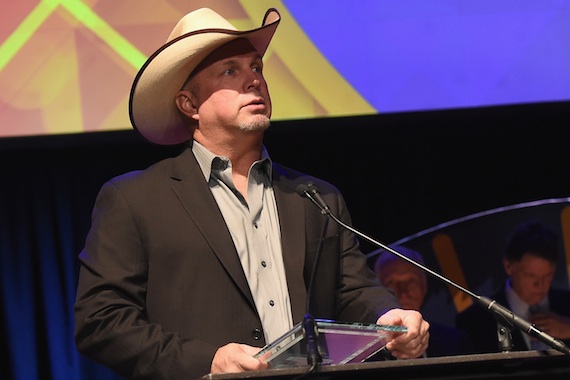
[175,90,199,122]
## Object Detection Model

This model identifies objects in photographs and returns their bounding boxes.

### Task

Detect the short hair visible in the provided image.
[375,245,425,273]
[505,221,558,263]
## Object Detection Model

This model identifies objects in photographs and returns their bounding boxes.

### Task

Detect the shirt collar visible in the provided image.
[192,140,273,184]
[504,279,549,318]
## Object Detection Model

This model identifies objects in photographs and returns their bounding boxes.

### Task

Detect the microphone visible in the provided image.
[478,296,570,354]
[296,183,570,356]
[296,183,330,215]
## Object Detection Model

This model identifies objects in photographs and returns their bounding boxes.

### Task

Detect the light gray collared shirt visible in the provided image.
[192,141,293,343]
[504,279,549,350]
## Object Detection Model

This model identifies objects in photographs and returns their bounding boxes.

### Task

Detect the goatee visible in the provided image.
[238,115,270,132]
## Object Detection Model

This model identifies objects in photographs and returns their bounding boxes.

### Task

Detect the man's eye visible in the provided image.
[224,69,234,75]
[252,66,262,73]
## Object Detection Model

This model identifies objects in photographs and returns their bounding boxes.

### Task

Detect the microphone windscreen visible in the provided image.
[295,183,309,195]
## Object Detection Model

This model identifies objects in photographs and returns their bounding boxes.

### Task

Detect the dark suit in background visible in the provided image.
[456,287,570,353]
[426,321,474,357]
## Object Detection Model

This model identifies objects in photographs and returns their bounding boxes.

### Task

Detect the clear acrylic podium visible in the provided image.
[253,319,407,369]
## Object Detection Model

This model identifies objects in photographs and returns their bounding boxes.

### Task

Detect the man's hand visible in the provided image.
[377,308,430,359]
[211,343,269,374]
[531,311,570,340]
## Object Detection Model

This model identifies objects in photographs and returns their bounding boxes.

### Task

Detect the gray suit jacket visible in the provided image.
[74,147,398,379]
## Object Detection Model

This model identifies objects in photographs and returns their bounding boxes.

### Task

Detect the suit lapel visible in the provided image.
[273,165,308,324]
[169,148,255,309]
[166,151,309,324]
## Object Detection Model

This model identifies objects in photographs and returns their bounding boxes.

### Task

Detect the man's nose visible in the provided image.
[532,278,548,290]
[247,77,260,90]
[395,283,411,294]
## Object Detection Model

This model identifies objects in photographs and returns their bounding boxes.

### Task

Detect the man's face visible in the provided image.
[504,253,556,305]
[183,38,272,135]
[377,260,427,310]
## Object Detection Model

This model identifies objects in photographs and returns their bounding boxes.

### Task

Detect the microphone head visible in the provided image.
[305,182,318,192]
[295,181,330,214]
[296,182,320,197]
[295,183,309,196]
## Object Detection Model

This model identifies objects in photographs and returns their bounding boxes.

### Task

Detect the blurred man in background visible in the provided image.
[456,221,570,353]
[375,246,474,357]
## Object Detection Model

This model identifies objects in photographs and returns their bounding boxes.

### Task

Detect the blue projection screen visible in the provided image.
[285,0,570,113]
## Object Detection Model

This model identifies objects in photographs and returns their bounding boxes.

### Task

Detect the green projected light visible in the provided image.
[0,0,146,73]
[57,0,147,69]
[0,1,56,72]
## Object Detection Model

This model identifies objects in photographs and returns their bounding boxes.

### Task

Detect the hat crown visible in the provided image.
[167,8,237,42]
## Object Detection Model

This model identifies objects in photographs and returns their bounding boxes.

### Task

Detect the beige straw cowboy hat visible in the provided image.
[129,8,281,145]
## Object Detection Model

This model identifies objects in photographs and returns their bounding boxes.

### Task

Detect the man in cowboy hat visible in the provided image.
[74,8,429,380]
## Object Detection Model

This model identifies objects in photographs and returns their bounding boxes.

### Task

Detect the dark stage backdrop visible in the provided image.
[1,101,570,379]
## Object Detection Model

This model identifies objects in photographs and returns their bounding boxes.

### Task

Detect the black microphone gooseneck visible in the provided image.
[297,183,570,356]
[296,183,327,371]
[303,217,327,370]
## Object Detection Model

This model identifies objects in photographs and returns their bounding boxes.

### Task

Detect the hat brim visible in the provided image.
[129,9,280,146]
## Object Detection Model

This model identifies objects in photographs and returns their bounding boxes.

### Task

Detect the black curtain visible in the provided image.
[1,102,569,379]
[0,132,181,379]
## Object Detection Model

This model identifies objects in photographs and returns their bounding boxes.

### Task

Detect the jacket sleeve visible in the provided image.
[74,178,217,380]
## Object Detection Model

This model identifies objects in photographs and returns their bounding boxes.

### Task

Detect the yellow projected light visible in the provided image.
[0,1,374,138]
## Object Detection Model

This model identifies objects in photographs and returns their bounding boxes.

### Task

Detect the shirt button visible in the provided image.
[252,328,262,340]
[261,261,267,267]
[269,300,275,306]
[253,222,258,228]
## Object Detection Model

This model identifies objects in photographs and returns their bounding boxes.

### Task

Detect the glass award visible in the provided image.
[254,319,407,369]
